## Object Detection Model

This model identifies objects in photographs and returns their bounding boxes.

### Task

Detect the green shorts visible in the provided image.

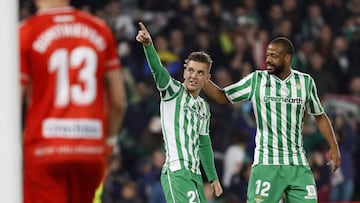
[160,169,206,203]
[247,165,317,203]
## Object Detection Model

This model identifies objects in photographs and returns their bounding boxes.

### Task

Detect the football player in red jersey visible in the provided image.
[19,0,127,202]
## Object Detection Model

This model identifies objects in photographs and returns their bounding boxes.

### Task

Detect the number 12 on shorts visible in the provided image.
[255,179,271,197]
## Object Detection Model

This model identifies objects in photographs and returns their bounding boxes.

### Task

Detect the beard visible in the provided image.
[267,62,285,76]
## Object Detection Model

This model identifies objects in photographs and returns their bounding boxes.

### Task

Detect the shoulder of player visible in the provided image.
[248,69,265,79]
[19,15,37,30]
[74,9,109,29]
[291,69,313,80]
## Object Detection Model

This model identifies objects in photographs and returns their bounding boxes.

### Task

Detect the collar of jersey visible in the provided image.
[182,83,200,100]
[269,69,294,83]
[36,6,74,15]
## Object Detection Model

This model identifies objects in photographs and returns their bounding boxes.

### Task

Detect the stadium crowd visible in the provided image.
[19,0,360,202]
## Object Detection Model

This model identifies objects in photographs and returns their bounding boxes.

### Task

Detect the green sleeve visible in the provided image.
[143,44,170,89]
[199,135,218,182]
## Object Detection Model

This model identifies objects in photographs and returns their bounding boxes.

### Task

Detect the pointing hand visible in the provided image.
[136,22,152,46]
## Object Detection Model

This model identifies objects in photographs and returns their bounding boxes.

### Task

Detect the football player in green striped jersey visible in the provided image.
[203,37,341,203]
[136,22,223,203]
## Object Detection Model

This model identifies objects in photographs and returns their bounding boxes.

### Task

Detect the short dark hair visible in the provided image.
[269,37,294,57]
[185,51,213,71]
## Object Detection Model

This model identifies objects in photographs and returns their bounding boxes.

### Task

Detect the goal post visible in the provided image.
[0,0,22,202]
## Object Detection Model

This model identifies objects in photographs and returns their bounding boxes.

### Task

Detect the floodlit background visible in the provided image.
[18,0,360,202]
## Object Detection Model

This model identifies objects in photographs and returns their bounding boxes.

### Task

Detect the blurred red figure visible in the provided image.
[19,0,126,202]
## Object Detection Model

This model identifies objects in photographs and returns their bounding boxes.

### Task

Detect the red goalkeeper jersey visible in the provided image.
[20,6,121,162]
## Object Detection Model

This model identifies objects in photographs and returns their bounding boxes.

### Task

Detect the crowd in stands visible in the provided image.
[20,0,360,202]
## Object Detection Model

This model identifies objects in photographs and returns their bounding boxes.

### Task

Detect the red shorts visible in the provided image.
[24,160,106,203]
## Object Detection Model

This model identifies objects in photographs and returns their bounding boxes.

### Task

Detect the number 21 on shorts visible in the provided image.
[187,190,199,203]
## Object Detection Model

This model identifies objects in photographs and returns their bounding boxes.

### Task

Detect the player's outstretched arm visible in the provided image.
[203,80,230,104]
[136,22,170,89]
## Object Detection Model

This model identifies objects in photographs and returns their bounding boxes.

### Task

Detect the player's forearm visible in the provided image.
[104,70,127,137]
[107,106,126,136]
[143,44,170,88]
[203,80,229,104]
[199,135,218,182]
[315,113,339,148]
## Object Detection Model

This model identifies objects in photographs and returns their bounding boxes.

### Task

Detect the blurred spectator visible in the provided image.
[291,38,315,72]
[273,19,293,40]
[207,68,237,152]
[227,162,252,203]
[168,29,192,63]
[308,151,331,201]
[120,80,159,172]
[325,35,352,94]
[281,0,302,34]
[243,0,262,24]
[227,34,255,80]
[222,132,248,188]
[102,0,136,42]
[117,180,143,203]
[349,76,360,97]
[147,150,166,203]
[301,3,325,39]
[102,154,132,203]
[194,31,225,69]
[345,0,360,18]
[314,24,333,58]
[321,0,346,34]
[264,4,284,37]
[252,29,270,70]
[329,111,356,201]
[307,52,337,99]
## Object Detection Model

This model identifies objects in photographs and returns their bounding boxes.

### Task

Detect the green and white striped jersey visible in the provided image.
[224,70,324,166]
[144,45,211,175]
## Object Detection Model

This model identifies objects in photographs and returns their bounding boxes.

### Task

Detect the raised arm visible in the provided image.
[202,80,230,104]
[136,22,170,89]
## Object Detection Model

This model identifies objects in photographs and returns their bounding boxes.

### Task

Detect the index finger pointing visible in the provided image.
[138,22,148,32]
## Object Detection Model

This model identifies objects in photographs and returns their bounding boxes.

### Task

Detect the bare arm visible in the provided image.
[104,69,127,139]
[314,113,341,172]
[202,80,230,105]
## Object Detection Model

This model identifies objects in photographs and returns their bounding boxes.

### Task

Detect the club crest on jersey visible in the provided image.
[183,103,206,120]
[254,196,264,203]
[295,82,302,89]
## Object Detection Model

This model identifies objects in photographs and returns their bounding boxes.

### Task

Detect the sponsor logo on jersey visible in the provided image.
[264,96,304,104]
[42,118,102,139]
